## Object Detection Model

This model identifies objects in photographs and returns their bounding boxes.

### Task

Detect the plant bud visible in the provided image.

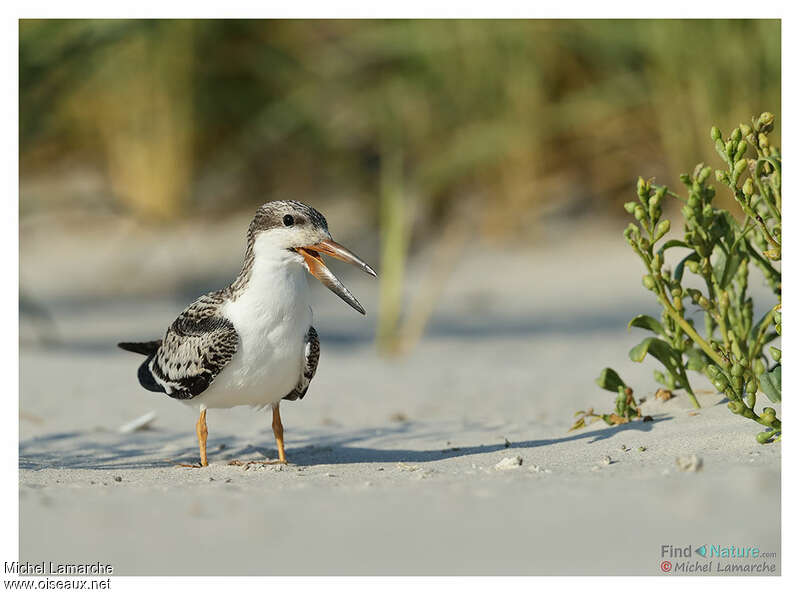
[650,205,662,222]
[639,238,650,252]
[731,363,744,377]
[760,408,776,424]
[697,166,711,183]
[757,112,774,131]
[731,127,742,143]
[728,400,745,415]
[742,177,754,196]
[739,123,752,137]
[710,126,722,142]
[702,204,713,220]
[735,140,747,161]
[655,219,670,240]
[624,201,637,214]
[724,140,735,159]
[733,159,747,182]
[634,205,646,221]
[732,375,742,391]
[769,346,781,362]
[637,177,648,199]
[642,275,656,291]
[758,132,769,149]
[753,359,766,376]
[687,260,700,274]
[756,430,775,444]
[679,173,691,186]
[652,253,663,271]
[712,376,728,392]
[715,169,729,184]
[746,379,757,394]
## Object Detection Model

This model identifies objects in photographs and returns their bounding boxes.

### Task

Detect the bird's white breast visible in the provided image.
[194,238,312,409]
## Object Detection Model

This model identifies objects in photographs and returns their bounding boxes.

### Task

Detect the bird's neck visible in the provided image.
[229,231,308,307]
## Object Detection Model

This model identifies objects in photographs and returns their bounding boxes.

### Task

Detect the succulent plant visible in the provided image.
[576,113,781,443]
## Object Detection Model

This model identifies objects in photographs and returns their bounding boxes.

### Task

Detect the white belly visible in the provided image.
[191,248,313,410]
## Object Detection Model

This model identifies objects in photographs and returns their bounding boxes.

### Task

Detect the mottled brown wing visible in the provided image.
[147,293,239,400]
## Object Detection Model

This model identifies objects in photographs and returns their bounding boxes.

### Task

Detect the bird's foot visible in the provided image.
[228,459,288,467]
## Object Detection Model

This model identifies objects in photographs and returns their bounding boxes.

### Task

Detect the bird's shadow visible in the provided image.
[19,415,669,471]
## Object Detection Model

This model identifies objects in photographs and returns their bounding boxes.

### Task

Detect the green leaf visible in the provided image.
[674,252,699,281]
[759,364,781,403]
[629,337,682,378]
[569,418,586,432]
[595,368,627,393]
[712,245,728,286]
[720,251,743,289]
[657,239,689,257]
[750,309,775,341]
[685,347,710,371]
[628,314,665,336]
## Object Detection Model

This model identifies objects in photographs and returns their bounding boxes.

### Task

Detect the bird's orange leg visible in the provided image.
[272,404,287,464]
[228,404,288,466]
[179,409,208,468]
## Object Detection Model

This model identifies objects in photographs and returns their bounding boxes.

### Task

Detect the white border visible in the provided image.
[5,2,795,593]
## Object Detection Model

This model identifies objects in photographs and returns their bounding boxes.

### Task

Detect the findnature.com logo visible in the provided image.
[659,545,778,575]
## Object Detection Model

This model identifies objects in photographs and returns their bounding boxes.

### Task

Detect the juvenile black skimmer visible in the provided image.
[118,201,376,467]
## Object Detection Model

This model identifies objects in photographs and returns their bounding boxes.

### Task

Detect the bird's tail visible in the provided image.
[117,340,162,356]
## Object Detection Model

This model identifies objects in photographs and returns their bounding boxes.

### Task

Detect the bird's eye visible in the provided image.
[283,214,294,227]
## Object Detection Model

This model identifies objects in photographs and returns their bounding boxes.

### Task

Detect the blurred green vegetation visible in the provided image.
[20,19,780,231]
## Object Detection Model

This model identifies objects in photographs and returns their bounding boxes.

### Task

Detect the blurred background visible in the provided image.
[19,19,780,353]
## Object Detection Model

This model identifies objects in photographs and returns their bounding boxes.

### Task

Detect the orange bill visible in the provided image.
[297,240,375,314]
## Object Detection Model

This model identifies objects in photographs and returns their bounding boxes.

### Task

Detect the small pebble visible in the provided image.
[114,476,122,482]
[638,446,647,452]
[495,456,523,470]
[601,455,613,466]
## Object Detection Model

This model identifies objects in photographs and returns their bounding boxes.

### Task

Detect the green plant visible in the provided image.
[583,113,781,442]
[570,369,644,431]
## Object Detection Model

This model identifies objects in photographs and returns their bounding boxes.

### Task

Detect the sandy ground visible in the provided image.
[19,214,781,575]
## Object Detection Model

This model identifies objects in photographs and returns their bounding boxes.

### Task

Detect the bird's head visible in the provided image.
[248,200,377,314]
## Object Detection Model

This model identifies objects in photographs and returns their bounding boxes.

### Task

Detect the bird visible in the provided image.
[118,201,376,468]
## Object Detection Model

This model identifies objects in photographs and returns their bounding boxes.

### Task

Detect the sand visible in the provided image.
[19,214,781,575]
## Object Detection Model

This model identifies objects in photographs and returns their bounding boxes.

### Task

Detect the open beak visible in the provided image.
[297,239,377,315]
